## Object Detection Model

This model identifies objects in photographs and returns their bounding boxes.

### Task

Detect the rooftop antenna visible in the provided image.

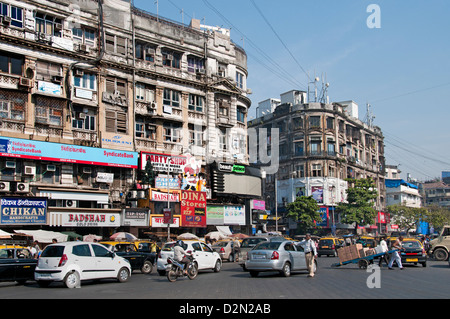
[308,72,320,103]
[318,73,330,104]
[365,102,376,127]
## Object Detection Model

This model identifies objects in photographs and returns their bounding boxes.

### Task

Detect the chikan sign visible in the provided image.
[180,191,207,228]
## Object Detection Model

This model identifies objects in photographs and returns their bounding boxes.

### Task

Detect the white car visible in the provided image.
[35,242,131,288]
[157,240,222,276]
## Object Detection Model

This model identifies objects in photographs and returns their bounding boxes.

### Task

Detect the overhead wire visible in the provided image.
[201,0,307,91]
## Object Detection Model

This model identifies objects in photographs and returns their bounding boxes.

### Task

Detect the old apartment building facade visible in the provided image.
[249,90,386,234]
[0,0,253,237]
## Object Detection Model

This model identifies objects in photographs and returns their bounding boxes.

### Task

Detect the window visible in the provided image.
[293,117,303,130]
[92,244,112,257]
[135,42,155,62]
[73,27,96,47]
[105,33,126,56]
[163,89,180,108]
[163,122,182,143]
[0,89,26,121]
[162,49,181,69]
[72,244,92,257]
[35,13,62,37]
[312,164,322,177]
[188,94,204,112]
[310,138,321,155]
[309,116,320,128]
[36,61,62,81]
[135,117,156,139]
[236,71,244,89]
[105,110,127,133]
[74,72,96,91]
[294,141,304,156]
[326,117,334,129]
[0,52,23,76]
[0,2,23,28]
[237,107,245,123]
[187,56,204,73]
[72,107,96,131]
[327,140,336,155]
[35,96,64,126]
[189,125,204,147]
[105,77,127,98]
[135,83,155,102]
[218,128,228,151]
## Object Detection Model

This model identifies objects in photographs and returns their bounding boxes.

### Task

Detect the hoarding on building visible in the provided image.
[49,212,121,227]
[0,137,138,168]
[180,191,207,228]
[0,197,47,225]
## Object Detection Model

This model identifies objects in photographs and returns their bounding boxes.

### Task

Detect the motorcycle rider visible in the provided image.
[173,240,191,275]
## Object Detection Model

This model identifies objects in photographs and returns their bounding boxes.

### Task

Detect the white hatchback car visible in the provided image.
[35,242,131,288]
[157,240,222,276]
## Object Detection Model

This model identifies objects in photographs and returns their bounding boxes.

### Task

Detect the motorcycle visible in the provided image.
[166,254,198,282]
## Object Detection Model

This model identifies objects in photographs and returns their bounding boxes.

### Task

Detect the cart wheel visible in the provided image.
[358,259,369,269]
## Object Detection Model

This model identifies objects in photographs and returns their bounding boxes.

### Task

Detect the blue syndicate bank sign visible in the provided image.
[0,197,47,225]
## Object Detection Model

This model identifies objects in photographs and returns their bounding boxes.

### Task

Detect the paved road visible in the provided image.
[0,257,449,300]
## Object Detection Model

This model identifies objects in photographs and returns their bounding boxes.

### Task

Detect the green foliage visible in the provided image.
[286,196,321,231]
[336,178,378,232]
[140,160,156,187]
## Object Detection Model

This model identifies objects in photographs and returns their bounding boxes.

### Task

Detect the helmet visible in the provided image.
[176,240,184,247]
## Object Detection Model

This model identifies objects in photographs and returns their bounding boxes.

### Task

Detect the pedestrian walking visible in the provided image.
[378,236,389,267]
[388,236,404,270]
[299,233,317,277]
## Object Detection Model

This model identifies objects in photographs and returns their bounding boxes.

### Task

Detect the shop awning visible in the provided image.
[216,226,232,236]
[14,229,68,243]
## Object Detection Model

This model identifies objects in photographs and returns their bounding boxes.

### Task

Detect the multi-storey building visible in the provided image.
[385,165,422,208]
[0,0,253,239]
[248,90,386,235]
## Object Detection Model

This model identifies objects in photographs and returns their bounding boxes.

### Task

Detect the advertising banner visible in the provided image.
[312,186,324,204]
[317,206,328,227]
[180,191,207,228]
[0,197,47,225]
[140,152,187,173]
[0,137,138,168]
[223,205,245,225]
[206,206,224,225]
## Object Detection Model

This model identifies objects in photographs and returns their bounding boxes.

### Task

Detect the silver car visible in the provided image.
[245,241,316,277]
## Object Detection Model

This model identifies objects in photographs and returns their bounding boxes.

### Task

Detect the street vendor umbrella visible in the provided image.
[177,233,199,240]
[206,231,227,241]
[83,234,103,242]
[0,229,12,239]
[110,232,137,241]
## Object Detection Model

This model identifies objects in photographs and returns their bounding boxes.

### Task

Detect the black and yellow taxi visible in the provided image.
[0,246,37,284]
[317,237,343,257]
[400,238,427,267]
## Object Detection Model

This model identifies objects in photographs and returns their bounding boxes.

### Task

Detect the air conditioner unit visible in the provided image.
[75,69,84,77]
[24,166,36,175]
[5,161,16,169]
[19,77,32,87]
[2,16,11,25]
[65,200,77,207]
[16,182,29,193]
[82,167,92,174]
[54,23,62,31]
[46,164,56,172]
[52,75,63,83]
[0,181,10,192]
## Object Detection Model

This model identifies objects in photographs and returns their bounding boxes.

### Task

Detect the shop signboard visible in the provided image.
[0,197,47,225]
[206,206,224,225]
[151,215,180,228]
[180,191,207,228]
[0,137,138,168]
[49,212,121,227]
[122,208,149,227]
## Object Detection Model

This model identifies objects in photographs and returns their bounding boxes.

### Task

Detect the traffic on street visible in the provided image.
[0,234,449,300]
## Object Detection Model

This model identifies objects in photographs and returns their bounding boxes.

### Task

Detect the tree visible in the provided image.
[286,196,321,232]
[336,178,378,233]
[386,204,427,233]
[139,160,156,188]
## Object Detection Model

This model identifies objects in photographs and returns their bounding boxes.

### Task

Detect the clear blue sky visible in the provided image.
[133,0,450,182]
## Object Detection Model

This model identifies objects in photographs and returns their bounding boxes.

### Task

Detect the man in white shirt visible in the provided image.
[299,234,317,277]
[388,236,404,270]
[173,240,190,275]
